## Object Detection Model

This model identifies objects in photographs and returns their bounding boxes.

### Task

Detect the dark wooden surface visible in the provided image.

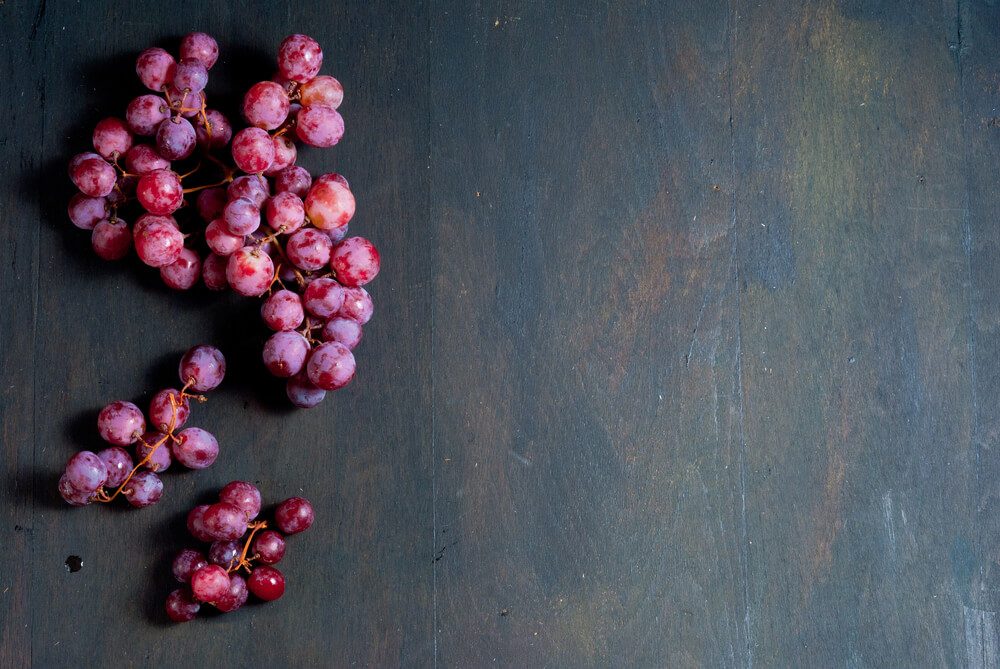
[2,0,1000,666]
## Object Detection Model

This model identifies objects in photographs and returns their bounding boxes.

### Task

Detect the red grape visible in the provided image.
[172,427,220,469]
[303,277,345,318]
[274,497,314,534]
[242,81,290,130]
[286,228,332,271]
[214,573,249,612]
[97,401,145,446]
[299,75,343,109]
[295,105,344,147]
[264,135,297,176]
[253,530,286,565]
[180,32,219,69]
[263,331,310,377]
[92,117,133,159]
[165,588,200,622]
[330,236,380,287]
[173,58,208,94]
[91,219,132,260]
[97,447,133,488]
[261,290,304,331]
[219,481,262,521]
[339,287,373,324]
[123,470,163,507]
[222,197,261,236]
[71,156,116,198]
[178,344,226,391]
[226,247,274,297]
[305,177,355,231]
[68,193,108,230]
[126,95,170,136]
[190,564,230,602]
[205,219,243,256]
[286,372,326,408]
[172,549,208,583]
[195,109,232,148]
[125,144,170,174]
[228,175,270,207]
[136,48,176,91]
[265,191,305,233]
[196,187,227,222]
[306,341,355,391]
[231,127,275,173]
[135,433,172,472]
[136,168,183,215]
[155,117,197,160]
[202,253,229,290]
[201,502,247,541]
[322,317,362,349]
[160,247,202,290]
[247,565,285,601]
[134,217,184,267]
[274,165,312,198]
[277,34,323,83]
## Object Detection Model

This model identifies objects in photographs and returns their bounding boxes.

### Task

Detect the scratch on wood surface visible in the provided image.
[964,606,998,669]
[881,491,896,558]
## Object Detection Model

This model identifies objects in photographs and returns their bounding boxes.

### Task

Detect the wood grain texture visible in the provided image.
[3,0,1000,667]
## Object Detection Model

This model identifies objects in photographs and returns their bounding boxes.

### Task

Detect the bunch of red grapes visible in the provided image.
[58,345,225,507]
[167,483,314,621]
[66,32,380,408]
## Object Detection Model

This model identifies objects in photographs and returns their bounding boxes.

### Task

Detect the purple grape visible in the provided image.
[201,502,247,541]
[172,427,220,469]
[172,548,209,583]
[265,191,305,233]
[173,58,208,94]
[219,480,262,520]
[263,331,310,378]
[261,290,304,331]
[165,588,200,623]
[274,165,312,198]
[253,530,286,565]
[136,432,172,472]
[178,345,226,391]
[322,317,362,349]
[59,474,94,506]
[228,175,269,207]
[222,197,261,236]
[97,401,146,446]
[97,447,133,488]
[68,193,109,230]
[208,540,241,567]
[123,470,163,507]
[155,117,197,161]
[214,573,249,613]
[286,372,326,408]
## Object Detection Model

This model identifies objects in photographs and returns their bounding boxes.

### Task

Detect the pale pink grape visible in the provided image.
[180,32,219,69]
[226,247,274,297]
[303,277,345,318]
[97,401,146,446]
[149,388,191,432]
[305,177,355,231]
[160,247,201,290]
[136,169,183,215]
[126,95,170,136]
[172,427,220,469]
[231,127,274,173]
[242,81,290,130]
[300,75,343,109]
[263,331,310,378]
[125,144,170,174]
[322,317,362,349]
[68,194,108,230]
[178,345,226,391]
[339,287,374,324]
[295,105,344,147]
[261,290,304,331]
[306,340,355,391]
[286,228,332,271]
[205,219,243,256]
[71,156,116,198]
[134,218,184,267]
[92,117,133,159]
[136,48,176,91]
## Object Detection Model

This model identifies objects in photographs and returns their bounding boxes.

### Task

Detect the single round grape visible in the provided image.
[91,219,132,260]
[180,32,219,69]
[92,117,133,159]
[219,481,262,521]
[161,248,202,290]
[71,156,116,198]
[208,540,241,567]
[136,169,183,215]
[195,109,232,149]
[134,218,184,267]
[228,175,270,207]
[172,548,208,583]
[287,228,332,271]
[155,117,197,161]
[286,372,326,408]
[274,165,312,198]
[173,58,208,94]
[278,34,323,83]
[64,451,108,492]
[125,144,170,174]
[179,345,226,391]
[190,564,230,603]
[295,105,344,148]
[306,341,355,391]
[196,187,227,222]
[330,237,380,287]
[265,191,305,233]
[315,172,350,190]
[204,219,242,256]
[165,86,205,118]
[243,81,290,130]
[172,427,220,469]
[68,193,108,230]
[231,127,275,173]
[201,502,247,541]
[187,504,214,541]
[300,75,343,109]
[124,470,163,507]
[135,432,172,472]
[126,95,170,136]
[136,48,176,91]
[248,565,286,601]
[165,588,201,623]
[262,138,294,179]
[97,401,145,446]
[263,331,310,378]
[275,497,315,534]
[222,197,261,236]
[202,253,229,291]
[214,573,249,613]
[322,317,362,349]
[339,287,374,324]
[97,447,133,488]
[305,177,355,231]
[253,530,286,565]
[303,277,345,318]
[149,388,191,432]
[262,290,304,331]
[226,247,274,297]
[59,474,93,506]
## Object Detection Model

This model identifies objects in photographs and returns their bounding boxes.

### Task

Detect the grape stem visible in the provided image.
[92,381,206,503]
[227,520,268,574]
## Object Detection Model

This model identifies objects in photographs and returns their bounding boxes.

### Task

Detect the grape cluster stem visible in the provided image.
[227,520,268,574]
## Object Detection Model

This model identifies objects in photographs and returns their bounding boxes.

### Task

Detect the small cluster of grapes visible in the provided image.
[66,32,381,407]
[166,482,314,621]
[58,345,225,508]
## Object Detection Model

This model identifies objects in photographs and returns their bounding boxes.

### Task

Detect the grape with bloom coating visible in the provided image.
[91,219,132,260]
[276,497,315,534]
[97,447,133,488]
[161,248,202,290]
[166,588,201,622]
[71,156,116,198]
[179,344,226,391]
[173,58,208,94]
[202,253,229,290]
[229,175,269,207]
[180,32,219,69]
[172,548,208,583]
[278,34,323,83]
[156,117,197,161]
[300,75,343,109]
[59,474,93,506]
[231,127,275,173]
[262,290,304,331]
[264,136,297,176]
[286,228,332,271]
[125,144,170,174]
[296,105,344,148]
[274,165,311,198]
[263,331,310,378]
[253,530,286,565]
[243,81,290,130]
[136,48,176,91]
[201,502,247,541]
[136,432,172,472]
[306,341,355,391]
[303,277,345,319]
[339,287,374,324]
[322,317,362,349]
[126,95,170,135]
[330,237,380,287]
[134,218,184,267]
[187,504,214,541]
[64,451,108,492]
[226,247,274,297]
[68,194,108,230]
[190,564,230,602]
[205,219,243,256]
[305,177,355,231]
[98,401,145,446]
[215,573,249,612]
[136,169,183,215]
[223,197,261,236]
[219,480,262,520]
[209,540,240,567]
[286,372,326,408]
[265,191,305,233]
[92,117,133,159]
[248,566,285,601]
[172,427,220,469]
[124,470,163,507]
